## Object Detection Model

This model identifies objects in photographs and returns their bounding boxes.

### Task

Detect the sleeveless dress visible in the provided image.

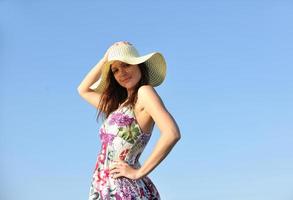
[88,104,160,200]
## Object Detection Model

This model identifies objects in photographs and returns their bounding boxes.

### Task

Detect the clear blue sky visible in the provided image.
[1,1,293,200]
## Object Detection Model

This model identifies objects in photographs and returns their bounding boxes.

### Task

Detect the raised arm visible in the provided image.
[77,49,109,109]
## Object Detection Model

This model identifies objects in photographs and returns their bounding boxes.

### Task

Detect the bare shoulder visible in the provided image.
[138,84,155,95]
[137,85,165,111]
[138,85,162,102]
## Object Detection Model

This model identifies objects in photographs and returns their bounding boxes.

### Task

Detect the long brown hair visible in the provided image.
[96,62,149,121]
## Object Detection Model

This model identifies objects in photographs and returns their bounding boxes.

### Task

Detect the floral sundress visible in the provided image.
[88,104,160,200]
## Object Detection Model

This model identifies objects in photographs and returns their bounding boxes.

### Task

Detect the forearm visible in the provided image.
[137,132,180,179]
[77,58,107,92]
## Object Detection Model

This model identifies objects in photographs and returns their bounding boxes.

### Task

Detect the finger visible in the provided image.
[110,168,120,174]
[112,172,123,179]
[116,162,124,167]
[113,160,123,167]
[110,160,120,168]
[109,165,116,170]
[110,164,122,171]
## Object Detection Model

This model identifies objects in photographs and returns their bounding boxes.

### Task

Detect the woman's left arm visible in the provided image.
[136,85,181,178]
[110,85,181,180]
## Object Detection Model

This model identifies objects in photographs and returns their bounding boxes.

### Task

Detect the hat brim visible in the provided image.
[89,52,166,93]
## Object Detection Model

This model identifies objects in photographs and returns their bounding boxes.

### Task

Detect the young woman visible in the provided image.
[77,41,181,200]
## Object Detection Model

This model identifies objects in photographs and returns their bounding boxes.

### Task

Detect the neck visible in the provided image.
[127,88,134,98]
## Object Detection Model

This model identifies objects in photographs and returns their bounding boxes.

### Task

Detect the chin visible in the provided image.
[123,82,139,90]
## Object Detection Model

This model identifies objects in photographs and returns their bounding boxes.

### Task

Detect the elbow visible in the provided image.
[169,130,181,143]
[174,131,181,142]
[77,86,87,95]
[161,126,181,143]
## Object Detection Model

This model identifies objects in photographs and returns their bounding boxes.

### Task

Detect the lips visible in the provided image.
[121,77,131,83]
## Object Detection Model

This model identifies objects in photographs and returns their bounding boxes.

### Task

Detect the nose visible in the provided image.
[119,67,128,77]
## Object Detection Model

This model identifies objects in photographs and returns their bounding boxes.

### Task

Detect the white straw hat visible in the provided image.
[89,42,167,93]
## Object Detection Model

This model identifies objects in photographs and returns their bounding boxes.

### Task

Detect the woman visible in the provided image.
[77,41,181,200]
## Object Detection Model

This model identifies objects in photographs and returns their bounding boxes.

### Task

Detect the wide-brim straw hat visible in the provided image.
[89,42,167,93]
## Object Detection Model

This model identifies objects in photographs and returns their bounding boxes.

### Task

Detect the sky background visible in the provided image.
[1,0,293,200]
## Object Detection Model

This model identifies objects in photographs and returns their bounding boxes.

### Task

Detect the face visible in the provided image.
[110,61,142,91]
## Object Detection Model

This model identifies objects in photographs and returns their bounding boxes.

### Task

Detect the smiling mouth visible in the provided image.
[121,77,131,83]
